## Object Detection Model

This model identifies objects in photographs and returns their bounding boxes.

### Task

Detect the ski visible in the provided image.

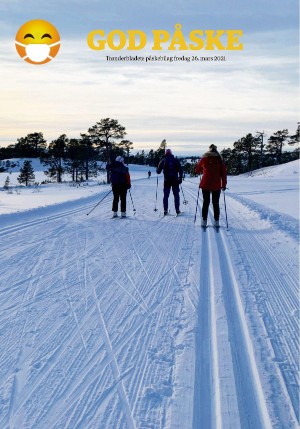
[200,224,221,231]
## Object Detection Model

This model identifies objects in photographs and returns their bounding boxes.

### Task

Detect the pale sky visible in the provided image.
[0,0,298,155]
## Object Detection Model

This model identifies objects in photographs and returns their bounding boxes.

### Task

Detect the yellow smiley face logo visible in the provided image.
[15,19,60,64]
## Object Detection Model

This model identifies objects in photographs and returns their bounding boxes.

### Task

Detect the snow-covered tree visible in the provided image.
[4,175,10,190]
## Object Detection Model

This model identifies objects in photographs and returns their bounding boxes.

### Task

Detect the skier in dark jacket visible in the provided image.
[156,149,183,215]
[106,156,131,218]
[195,144,227,227]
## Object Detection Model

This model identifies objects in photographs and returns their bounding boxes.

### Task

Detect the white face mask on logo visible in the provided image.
[15,41,60,63]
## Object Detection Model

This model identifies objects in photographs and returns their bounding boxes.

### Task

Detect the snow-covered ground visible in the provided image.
[0,159,299,429]
[0,160,156,215]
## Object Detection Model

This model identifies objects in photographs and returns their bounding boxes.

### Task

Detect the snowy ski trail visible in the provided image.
[0,176,298,428]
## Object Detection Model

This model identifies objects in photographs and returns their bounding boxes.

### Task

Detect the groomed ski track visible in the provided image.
[0,176,298,429]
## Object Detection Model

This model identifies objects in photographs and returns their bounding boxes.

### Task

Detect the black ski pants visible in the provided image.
[202,189,221,221]
[163,183,180,212]
[112,184,127,213]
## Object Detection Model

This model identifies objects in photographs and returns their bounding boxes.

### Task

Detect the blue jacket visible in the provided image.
[107,161,131,186]
[157,154,183,186]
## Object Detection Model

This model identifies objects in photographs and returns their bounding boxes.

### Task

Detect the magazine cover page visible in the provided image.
[0,1,299,428]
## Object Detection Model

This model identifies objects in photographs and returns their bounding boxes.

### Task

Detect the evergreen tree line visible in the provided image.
[220,128,299,175]
[131,128,299,175]
[0,118,134,183]
[11,129,298,186]
[0,119,172,184]
[0,119,299,183]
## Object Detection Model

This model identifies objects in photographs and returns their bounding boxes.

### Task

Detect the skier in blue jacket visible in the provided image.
[156,149,183,215]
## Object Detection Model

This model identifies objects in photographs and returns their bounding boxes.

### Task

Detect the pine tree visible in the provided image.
[64,138,83,182]
[220,148,244,175]
[288,124,300,146]
[266,129,289,164]
[153,139,167,165]
[119,139,133,165]
[147,149,156,166]
[85,118,127,182]
[18,160,35,186]
[41,134,68,183]
[233,133,261,173]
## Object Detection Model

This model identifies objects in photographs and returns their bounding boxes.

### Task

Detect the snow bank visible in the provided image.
[228,159,299,220]
[241,159,299,178]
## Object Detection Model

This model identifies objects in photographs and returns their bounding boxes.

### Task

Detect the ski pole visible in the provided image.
[129,189,136,214]
[194,187,200,223]
[86,189,112,216]
[180,184,188,205]
[154,176,159,211]
[223,189,229,229]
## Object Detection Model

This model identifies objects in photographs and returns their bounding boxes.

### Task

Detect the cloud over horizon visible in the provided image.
[0,1,298,155]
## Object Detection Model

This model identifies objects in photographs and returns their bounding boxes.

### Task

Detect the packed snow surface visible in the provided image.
[0,160,299,429]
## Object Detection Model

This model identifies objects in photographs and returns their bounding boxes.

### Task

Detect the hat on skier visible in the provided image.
[116,156,124,163]
[165,149,172,155]
[209,144,217,152]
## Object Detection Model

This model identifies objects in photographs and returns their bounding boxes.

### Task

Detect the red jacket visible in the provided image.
[195,152,227,191]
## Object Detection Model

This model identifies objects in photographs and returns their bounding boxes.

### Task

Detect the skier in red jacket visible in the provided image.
[195,144,227,227]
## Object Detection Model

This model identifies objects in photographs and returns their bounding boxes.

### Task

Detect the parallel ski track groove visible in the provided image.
[225,197,299,424]
[0,189,114,238]
[225,194,298,288]
[186,184,273,429]
[192,226,213,429]
[211,222,273,429]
